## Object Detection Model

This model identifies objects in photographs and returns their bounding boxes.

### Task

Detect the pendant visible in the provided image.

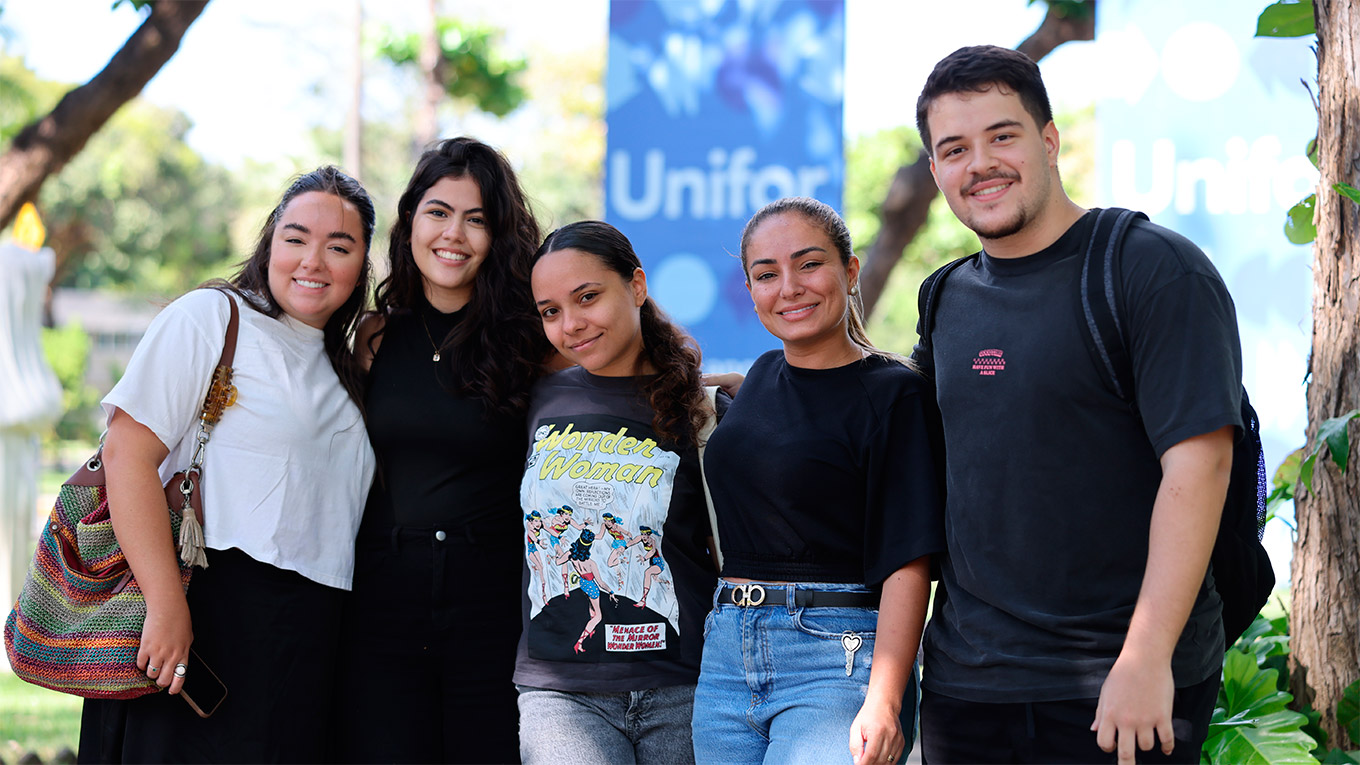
[432,352,441,362]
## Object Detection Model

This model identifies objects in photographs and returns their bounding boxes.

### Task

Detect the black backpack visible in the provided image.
[914,207,1273,649]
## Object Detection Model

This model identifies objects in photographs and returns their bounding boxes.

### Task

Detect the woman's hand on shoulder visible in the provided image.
[356,312,386,372]
[542,350,574,373]
[701,372,744,398]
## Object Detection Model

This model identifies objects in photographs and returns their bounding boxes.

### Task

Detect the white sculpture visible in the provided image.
[0,208,64,618]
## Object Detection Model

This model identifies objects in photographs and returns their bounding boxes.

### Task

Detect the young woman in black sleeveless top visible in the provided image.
[332,137,551,763]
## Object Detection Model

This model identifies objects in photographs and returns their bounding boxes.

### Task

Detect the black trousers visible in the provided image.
[78,547,344,764]
[920,673,1220,764]
[331,521,523,764]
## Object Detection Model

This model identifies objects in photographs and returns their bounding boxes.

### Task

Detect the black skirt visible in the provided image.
[78,547,344,764]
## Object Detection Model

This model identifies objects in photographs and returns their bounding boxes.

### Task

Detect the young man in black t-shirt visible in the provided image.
[911,45,1242,765]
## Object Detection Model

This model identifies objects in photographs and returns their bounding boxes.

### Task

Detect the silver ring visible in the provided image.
[174,664,188,678]
[888,756,895,763]
[147,665,160,674]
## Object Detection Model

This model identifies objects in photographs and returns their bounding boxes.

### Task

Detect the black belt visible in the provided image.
[719,584,879,609]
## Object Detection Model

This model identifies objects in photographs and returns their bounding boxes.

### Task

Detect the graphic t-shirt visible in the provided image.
[512,368,726,693]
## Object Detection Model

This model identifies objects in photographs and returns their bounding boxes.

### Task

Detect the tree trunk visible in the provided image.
[1291,0,1360,749]
[414,0,443,158]
[0,0,209,232]
[860,0,1095,317]
[344,0,363,179]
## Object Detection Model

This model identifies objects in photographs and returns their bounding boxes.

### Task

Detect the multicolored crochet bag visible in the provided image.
[3,293,239,699]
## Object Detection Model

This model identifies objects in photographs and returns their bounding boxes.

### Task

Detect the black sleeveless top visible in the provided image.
[360,296,527,533]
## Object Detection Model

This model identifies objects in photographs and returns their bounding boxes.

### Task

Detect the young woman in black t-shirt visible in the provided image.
[518,220,723,764]
[692,197,944,765]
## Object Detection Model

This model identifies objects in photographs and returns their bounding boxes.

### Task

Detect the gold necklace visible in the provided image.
[419,315,447,362]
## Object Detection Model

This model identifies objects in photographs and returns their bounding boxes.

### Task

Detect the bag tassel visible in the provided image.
[178,501,209,569]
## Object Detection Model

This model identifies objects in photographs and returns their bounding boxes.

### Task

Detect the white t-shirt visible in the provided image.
[102,289,376,590]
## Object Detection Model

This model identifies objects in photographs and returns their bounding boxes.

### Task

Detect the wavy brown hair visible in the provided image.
[532,221,708,448]
[374,136,549,415]
[210,165,375,408]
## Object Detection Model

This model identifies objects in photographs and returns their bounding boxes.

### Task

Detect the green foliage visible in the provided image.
[1341,680,1360,747]
[1256,0,1316,37]
[1334,184,1360,205]
[40,322,102,442]
[1205,646,1317,764]
[373,17,527,117]
[0,54,65,143]
[1211,613,1360,763]
[1267,447,1304,518]
[1286,193,1317,244]
[39,98,238,294]
[1298,409,1360,491]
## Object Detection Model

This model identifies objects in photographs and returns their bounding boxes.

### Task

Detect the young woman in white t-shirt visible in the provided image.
[77,167,378,764]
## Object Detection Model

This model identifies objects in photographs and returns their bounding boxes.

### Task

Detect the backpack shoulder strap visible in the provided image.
[913,253,978,379]
[1078,207,1147,405]
[697,385,723,571]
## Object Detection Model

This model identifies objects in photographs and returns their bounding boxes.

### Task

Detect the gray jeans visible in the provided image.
[517,683,697,764]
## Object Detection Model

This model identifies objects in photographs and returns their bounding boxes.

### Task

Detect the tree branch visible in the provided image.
[0,0,209,231]
[860,0,1095,318]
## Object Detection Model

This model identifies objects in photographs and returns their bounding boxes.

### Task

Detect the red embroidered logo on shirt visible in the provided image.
[972,349,1005,376]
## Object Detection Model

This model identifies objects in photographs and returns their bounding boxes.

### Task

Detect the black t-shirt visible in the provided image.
[360,298,526,535]
[512,368,727,692]
[920,211,1242,703]
[703,350,944,587]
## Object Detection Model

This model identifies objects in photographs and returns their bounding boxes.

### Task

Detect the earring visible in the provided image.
[850,284,860,297]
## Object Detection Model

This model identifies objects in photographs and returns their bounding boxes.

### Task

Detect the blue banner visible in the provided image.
[606,0,846,372]
[1096,0,1317,581]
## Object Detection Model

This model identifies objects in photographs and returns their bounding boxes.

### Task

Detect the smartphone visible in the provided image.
[179,649,228,719]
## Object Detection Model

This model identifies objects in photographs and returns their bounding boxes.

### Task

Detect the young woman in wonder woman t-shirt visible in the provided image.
[517,220,726,764]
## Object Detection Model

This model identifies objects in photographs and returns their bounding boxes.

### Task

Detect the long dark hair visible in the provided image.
[211,165,375,407]
[533,220,708,448]
[375,136,548,415]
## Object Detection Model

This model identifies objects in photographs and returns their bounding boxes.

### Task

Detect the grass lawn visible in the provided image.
[0,671,82,762]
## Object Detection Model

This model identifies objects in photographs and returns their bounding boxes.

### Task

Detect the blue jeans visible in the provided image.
[517,683,697,764]
[692,581,917,765]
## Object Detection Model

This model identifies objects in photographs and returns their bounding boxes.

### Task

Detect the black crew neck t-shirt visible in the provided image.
[703,351,944,587]
[920,211,1242,702]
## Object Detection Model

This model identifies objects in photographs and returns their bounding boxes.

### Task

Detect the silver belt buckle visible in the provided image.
[729,583,767,607]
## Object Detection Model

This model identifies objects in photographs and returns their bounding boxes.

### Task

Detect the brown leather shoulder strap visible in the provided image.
[218,292,240,368]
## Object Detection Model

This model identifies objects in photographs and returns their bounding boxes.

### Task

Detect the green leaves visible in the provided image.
[1286,194,1318,244]
[1299,409,1360,491]
[1206,712,1321,764]
[1220,649,1294,717]
[1205,650,1317,764]
[372,17,527,118]
[1341,679,1360,747]
[1334,184,1360,205]
[1256,0,1316,37]
[1267,448,1304,516]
